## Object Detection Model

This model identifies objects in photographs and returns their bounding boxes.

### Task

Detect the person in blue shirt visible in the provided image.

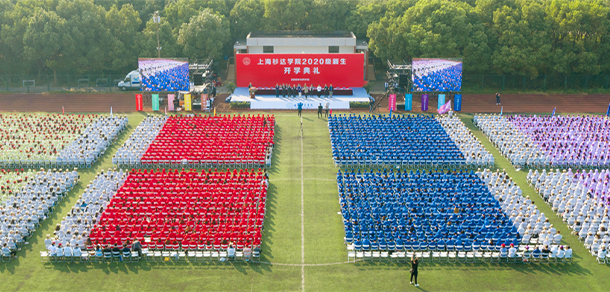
[297,102,303,117]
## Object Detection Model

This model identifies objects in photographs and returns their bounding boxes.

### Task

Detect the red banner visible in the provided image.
[236,53,364,88]
[136,94,143,111]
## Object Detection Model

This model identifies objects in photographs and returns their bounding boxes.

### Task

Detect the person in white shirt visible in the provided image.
[553,231,562,244]
[564,246,573,258]
[598,247,607,261]
[44,234,52,248]
[73,244,82,258]
[63,243,73,258]
[556,246,565,259]
[508,243,517,258]
[48,242,57,257]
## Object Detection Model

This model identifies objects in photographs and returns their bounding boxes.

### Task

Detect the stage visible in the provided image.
[230,87,370,109]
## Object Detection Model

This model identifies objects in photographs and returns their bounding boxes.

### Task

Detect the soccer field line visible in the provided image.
[300,116,305,292]
[257,261,350,267]
[272,178,335,182]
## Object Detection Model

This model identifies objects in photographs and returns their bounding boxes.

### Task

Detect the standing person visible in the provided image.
[275,83,280,97]
[298,84,302,98]
[297,102,303,117]
[384,80,389,92]
[317,103,323,118]
[304,84,309,99]
[309,84,314,98]
[496,92,501,105]
[324,84,329,98]
[289,84,294,97]
[325,101,330,117]
[282,84,286,97]
[329,84,334,98]
[317,85,322,98]
[248,82,252,89]
[131,239,143,258]
[410,255,419,287]
[173,96,180,112]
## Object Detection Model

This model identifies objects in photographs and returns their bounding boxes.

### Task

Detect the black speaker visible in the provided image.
[398,74,410,88]
[193,74,203,86]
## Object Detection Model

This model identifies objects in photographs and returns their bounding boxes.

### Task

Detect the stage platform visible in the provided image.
[230,87,370,109]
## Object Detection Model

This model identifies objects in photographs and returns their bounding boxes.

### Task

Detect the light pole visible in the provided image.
[154,11,161,58]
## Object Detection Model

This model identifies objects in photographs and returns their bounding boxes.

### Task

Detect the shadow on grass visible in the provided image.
[353,260,591,275]
[40,260,273,275]
[258,182,277,274]
[267,124,282,176]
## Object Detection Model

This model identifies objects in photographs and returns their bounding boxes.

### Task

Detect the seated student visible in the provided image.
[500,244,508,256]
[227,243,236,260]
[532,246,542,258]
[122,244,131,260]
[541,245,550,256]
[3,243,16,258]
[556,246,565,259]
[48,242,57,258]
[95,245,103,257]
[73,244,82,259]
[243,245,252,262]
[56,243,64,259]
[508,243,517,258]
[598,247,607,261]
[565,245,573,258]
[112,243,122,261]
[63,243,73,259]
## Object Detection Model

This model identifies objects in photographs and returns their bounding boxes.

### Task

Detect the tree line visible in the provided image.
[0,0,609,79]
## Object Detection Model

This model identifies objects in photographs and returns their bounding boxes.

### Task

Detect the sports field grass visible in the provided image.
[0,111,609,291]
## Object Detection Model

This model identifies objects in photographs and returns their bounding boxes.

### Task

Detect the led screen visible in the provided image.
[412,58,462,92]
[139,58,189,91]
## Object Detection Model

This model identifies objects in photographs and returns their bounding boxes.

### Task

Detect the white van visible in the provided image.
[117,70,140,90]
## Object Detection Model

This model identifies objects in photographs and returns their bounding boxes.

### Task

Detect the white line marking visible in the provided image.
[271,178,335,182]
[300,116,305,292]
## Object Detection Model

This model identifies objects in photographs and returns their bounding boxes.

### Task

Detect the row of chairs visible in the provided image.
[335,158,492,170]
[115,158,267,170]
[40,248,261,264]
[347,247,573,264]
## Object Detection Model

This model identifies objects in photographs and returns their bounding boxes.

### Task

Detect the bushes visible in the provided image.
[229,101,250,109]
[226,81,236,93]
[350,101,370,109]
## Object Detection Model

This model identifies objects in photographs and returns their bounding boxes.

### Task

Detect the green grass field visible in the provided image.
[0,111,609,292]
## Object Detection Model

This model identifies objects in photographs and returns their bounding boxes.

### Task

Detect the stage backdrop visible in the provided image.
[236,54,364,88]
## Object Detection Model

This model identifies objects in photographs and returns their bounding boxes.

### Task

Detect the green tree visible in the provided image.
[368,0,490,73]
[177,8,229,61]
[140,17,182,58]
[0,0,41,73]
[262,0,312,31]
[309,0,355,31]
[546,0,610,75]
[491,1,552,77]
[346,1,387,39]
[105,4,143,71]
[55,0,113,73]
[22,8,71,82]
[164,0,229,35]
[229,0,265,40]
